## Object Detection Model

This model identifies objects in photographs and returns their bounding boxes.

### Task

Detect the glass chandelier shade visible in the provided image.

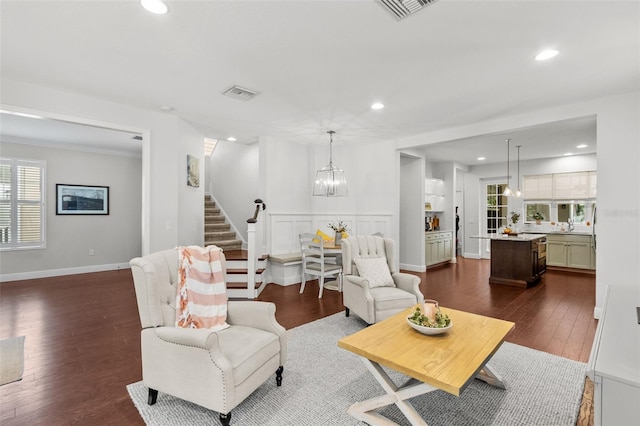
[313,131,348,197]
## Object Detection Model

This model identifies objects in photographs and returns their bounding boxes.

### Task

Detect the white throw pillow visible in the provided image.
[354,257,394,288]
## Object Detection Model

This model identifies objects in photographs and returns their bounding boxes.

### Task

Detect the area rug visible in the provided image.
[0,335,25,386]
[127,312,586,425]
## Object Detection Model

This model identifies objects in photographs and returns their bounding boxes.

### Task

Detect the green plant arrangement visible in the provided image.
[532,211,544,221]
[510,211,520,226]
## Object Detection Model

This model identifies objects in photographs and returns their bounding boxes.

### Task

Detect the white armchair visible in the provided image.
[130,248,287,426]
[341,235,424,324]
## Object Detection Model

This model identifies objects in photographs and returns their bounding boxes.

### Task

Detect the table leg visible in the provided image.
[347,358,436,426]
[476,362,506,389]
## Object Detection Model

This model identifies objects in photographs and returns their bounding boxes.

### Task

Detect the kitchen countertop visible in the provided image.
[470,234,546,241]
[522,231,593,236]
[425,229,453,233]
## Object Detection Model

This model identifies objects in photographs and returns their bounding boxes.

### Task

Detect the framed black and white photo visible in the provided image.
[56,184,109,215]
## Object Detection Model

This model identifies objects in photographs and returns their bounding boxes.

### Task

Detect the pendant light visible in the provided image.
[514,145,522,198]
[503,138,513,196]
[313,131,348,197]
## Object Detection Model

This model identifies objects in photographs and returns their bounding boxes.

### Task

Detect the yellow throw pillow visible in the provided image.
[341,231,349,239]
[313,229,333,243]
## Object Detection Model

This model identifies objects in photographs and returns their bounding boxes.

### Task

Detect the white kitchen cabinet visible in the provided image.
[523,174,553,199]
[587,286,640,426]
[553,171,589,199]
[546,234,595,270]
[425,178,445,212]
[588,171,597,198]
[425,231,453,267]
[524,171,596,200]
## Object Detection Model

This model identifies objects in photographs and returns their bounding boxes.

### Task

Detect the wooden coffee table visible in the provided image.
[338,306,515,426]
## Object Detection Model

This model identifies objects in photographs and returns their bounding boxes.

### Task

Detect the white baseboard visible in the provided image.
[0,263,130,282]
[463,252,482,259]
[593,306,602,320]
[400,263,426,273]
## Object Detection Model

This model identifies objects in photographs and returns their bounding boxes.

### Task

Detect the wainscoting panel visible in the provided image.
[267,213,392,255]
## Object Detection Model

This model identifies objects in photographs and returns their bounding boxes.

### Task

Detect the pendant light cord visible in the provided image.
[328,130,335,167]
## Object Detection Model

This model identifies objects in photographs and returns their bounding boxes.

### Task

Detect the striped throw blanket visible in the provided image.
[176,245,229,331]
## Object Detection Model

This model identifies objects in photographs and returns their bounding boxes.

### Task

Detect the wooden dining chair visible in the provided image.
[299,233,342,298]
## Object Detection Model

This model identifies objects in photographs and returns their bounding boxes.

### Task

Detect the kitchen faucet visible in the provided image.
[567,218,575,232]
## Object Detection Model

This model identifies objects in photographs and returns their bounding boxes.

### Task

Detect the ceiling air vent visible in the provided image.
[222,85,260,101]
[378,0,438,20]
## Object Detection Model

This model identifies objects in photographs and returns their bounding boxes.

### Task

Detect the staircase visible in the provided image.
[224,250,269,299]
[204,195,268,298]
[204,195,242,251]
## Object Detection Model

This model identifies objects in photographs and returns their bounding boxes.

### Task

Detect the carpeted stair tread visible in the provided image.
[205,223,231,232]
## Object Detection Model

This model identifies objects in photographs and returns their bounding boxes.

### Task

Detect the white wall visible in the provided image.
[1,79,206,258]
[398,91,640,317]
[0,141,141,279]
[207,139,260,241]
[400,154,425,271]
[177,119,206,247]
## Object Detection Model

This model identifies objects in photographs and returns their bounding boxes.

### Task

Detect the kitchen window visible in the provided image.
[525,203,551,223]
[0,157,46,250]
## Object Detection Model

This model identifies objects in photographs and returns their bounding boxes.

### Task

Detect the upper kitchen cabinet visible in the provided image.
[425,178,445,212]
[553,171,596,199]
[523,171,596,200]
[523,174,553,199]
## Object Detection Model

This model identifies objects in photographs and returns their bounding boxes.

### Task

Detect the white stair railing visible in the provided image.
[246,199,266,299]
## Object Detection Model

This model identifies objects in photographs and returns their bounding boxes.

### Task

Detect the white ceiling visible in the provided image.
[0,112,142,156]
[0,1,637,164]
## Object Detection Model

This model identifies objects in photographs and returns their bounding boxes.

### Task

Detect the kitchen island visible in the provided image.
[472,234,547,288]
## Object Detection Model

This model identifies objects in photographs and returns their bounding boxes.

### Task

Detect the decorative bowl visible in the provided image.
[406,316,453,335]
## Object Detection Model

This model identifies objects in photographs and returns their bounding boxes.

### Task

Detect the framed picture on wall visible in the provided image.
[187,154,200,187]
[56,184,109,215]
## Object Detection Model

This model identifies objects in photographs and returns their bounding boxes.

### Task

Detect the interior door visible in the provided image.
[481,179,509,259]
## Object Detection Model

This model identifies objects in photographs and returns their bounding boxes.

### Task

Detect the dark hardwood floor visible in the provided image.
[0,257,596,425]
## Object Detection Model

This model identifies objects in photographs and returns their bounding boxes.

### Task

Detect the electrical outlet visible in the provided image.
[89,249,94,256]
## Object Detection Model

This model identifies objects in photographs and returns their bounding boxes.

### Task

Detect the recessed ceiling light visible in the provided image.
[563,152,574,156]
[141,0,168,15]
[371,102,384,110]
[227,137,237,142]
[535,49,559,61]
[477,157,486,161]
[160,106,173,112]
[576,144,588,149]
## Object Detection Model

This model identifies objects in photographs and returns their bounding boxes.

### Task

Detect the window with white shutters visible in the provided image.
[0,157,46,250]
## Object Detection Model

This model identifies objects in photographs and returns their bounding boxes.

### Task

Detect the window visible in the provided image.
[486,183,508,234]
[0,157,46,250]
[558,202,586,223]
[525,203,551,223]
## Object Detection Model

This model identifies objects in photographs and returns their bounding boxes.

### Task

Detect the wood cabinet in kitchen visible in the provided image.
[546,234,595,270]
[425,231,452,267]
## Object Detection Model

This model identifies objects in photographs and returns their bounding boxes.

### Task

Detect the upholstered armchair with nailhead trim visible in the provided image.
[130,248,287,426]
